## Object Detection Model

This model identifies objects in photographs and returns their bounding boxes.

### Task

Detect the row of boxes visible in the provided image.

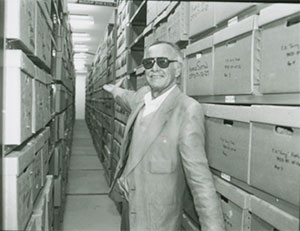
[214,176,299,231]
[186,5,300,96]
[25,175,54,231]
[146,1,170,25]
[204,104,300,207]
[3,127,51,230]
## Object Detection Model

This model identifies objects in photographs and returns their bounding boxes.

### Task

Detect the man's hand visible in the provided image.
[103,77,126,94]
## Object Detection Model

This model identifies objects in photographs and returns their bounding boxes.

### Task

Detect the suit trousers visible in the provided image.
[121,200,130,231]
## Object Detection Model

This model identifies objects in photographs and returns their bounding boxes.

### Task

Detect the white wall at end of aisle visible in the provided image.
[75,76,86,119]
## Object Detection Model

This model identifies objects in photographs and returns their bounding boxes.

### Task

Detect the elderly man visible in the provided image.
[103,41,224,231]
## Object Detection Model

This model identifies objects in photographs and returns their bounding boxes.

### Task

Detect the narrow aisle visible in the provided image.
[61,120,121,231]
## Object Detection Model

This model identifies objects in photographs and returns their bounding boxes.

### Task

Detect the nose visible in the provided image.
[151,60,160,71]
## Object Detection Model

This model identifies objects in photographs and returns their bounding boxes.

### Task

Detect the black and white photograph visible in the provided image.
[0,0,299,230]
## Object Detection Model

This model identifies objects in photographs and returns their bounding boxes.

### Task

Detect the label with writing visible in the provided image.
[220,137,237,157]
[188,59,209,80]
[281,42,300,67]
[225,96,235,103]
[190,3,209,21]
[272,148,300,171]
[221,172,231,182]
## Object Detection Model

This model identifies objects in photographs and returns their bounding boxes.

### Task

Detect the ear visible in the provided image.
[174,62,182,78]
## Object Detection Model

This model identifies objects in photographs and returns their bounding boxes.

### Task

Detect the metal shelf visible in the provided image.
[193,93,300,105]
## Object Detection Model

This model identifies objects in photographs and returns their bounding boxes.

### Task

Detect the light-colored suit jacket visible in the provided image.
[109,86,224,231]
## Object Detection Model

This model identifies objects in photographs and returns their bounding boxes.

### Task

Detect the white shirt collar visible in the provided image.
[142,85,176,117]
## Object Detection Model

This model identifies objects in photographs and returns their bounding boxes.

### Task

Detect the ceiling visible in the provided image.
[67,0,116,77]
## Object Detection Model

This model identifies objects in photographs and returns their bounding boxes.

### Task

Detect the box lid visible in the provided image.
[258,4,300,27]
[249,195,299,230]
[204,104,251,122]
[5,50,35,78]
[251,105,300,128]
[213,15,258,45]
[43,175,54,202]
[186,36,213,56]
[4,142,35,176]
[213,175,250,209]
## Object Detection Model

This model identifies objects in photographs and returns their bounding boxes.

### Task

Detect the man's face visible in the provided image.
[144,44,180,96]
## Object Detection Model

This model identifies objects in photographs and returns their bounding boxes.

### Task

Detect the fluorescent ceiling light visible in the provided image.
[74,53,88,59]
[69,14,94,29]
[73,45,89,52]
[72,32,91,42]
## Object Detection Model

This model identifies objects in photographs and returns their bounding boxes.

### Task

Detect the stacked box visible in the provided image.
[189,2,215,38]
[43,175,54,231]
[41,128,51,186]
[167,2,189,44]
[214,176,251,230]
[214,2,257,25]
[35,0,52,68]
[3,142,35,230]
[4,50,34,145]
[258,5,300,94]
[154,22,169,42]
[205,104,251,183]
[186,36,214,96]
[5,0,36,53]
[114,119,126,144]
[213,15,259,95]
[32,194,46,230]
[249,195,299,231]
[250,105,300,206]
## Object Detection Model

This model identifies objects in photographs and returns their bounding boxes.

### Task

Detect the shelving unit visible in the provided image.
[2,0,75,230]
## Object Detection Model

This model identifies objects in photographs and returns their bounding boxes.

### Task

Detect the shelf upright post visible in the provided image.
[0,0,5,229]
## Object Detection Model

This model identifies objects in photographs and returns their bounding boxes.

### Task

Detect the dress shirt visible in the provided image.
[143,85,176,117]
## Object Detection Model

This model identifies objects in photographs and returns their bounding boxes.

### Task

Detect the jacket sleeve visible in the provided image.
[179,102,225,231]
[112,86,150,112]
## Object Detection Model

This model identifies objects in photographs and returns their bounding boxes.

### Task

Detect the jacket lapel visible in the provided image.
[123,86,182,177]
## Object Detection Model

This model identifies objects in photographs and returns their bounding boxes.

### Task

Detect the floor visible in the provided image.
[61,120,121,231]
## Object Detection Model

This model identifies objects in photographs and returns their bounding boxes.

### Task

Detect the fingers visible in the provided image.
[103,84,114,93]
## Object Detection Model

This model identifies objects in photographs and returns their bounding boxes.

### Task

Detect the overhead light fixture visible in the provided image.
[73,45,89,52]
[69,14,94,29]
[72,33,91,42]
[74,52,88,59]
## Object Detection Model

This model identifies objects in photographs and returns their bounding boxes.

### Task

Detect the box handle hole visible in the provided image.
[220,195,229,203]
[223,119,234,126]
[286,16,300,27]
[226,40,237,47]
[275,125,293,136]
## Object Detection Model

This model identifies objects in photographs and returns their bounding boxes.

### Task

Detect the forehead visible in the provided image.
[145,43,177,58]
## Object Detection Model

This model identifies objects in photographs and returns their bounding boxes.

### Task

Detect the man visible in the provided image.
[103,41,224,231]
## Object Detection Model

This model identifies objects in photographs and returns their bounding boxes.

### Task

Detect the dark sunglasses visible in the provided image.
[142,57,178,69]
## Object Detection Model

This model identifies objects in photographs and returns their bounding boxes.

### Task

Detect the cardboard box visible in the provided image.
[213,15,259,95]
[186,36,214,96]
[4,142,35,230]
[32,148,43,203]
[167,2,189,44]
[5,0,36,52]
[189,2,215,38]
[214,176,251,231]
[35,1,52,68]
[147,1,157,25]
[44,175,54,231]
[214,2,257,25]
[32,193,46,231]
[112,139,121,162]
[54,143,63,176]
[154,22,169,42]
[250,105,300,206]
[249,195,299,231]
[114,119,126,144]
[258,5,300,93]
[54,174,63,207]
[205,104,251,183]
[4,50,34,145]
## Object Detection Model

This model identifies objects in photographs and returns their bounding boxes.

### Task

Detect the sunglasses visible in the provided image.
[142,57,178,69]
